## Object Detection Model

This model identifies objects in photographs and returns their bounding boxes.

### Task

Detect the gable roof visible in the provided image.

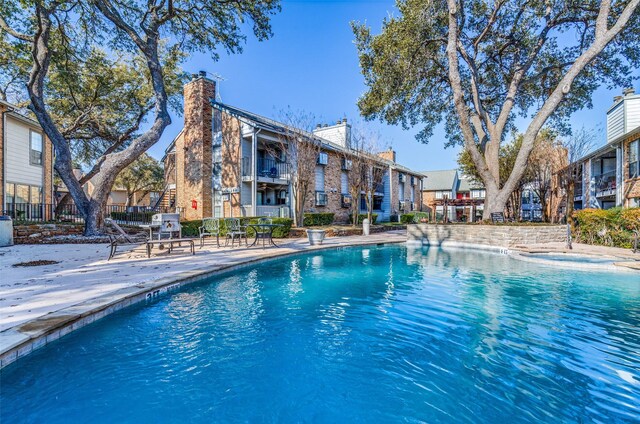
[421,169,457,191]
[457,177,484,192]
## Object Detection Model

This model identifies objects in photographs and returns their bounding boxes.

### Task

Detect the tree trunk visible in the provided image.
[566,180,575,229]
[481,185,509,220]
[84,201,104,236]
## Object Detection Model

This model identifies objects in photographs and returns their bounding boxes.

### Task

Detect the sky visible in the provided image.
[146,0,639,172]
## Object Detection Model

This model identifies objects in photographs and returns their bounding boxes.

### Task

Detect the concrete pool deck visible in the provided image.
[1,232,638,368]
[0,232,407,367]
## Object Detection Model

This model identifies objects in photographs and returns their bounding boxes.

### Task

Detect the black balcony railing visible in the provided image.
[594,170,616,194]
[258,158,290,179]
[241,157,291,179]
[3,203,182,225]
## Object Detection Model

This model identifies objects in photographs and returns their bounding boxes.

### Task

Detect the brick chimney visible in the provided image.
[176,72,216,220]
[377,148,396,163]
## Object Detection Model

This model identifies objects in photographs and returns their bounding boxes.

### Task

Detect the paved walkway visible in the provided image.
[0,232,405,333]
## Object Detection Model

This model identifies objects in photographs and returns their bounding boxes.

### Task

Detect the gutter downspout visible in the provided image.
[389,164,394,221]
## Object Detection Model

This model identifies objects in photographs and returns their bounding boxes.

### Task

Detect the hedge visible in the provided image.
[180,217,293,239]
[349,213,378,225]
[573,207,639,248]
[110,211,156,222]
[303,213,335,226]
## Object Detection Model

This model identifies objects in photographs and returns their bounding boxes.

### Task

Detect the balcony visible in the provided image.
[241,157,291,180]
[594,170,616,197]
[574,184,583,201]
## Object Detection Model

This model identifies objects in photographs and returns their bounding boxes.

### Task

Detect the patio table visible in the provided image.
[247,223,283,248]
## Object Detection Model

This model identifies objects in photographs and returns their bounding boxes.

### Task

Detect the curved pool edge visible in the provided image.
[0,238,404,369]
[507,251,639,272]
[408,239,640,272]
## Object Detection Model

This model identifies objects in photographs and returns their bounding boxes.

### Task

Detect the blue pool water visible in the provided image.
[1,246,639,423]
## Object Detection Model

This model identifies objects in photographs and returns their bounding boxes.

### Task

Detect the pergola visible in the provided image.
[433,197,484,222]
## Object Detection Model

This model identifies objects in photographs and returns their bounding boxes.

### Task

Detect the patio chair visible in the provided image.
[225,218,247,247]
[254,217,272,247]
[199,218,221,248]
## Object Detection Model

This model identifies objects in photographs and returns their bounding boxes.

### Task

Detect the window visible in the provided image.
[315,191,328,206]
[629,140,639,178]
[315,165,325,191]
[5,183,15,209]
[30,186,42,204]
[317,152,328,165]
[341,171,348,194]
[399,182,405,201]
[16,185,29,203]
[373,195,383,211]
[30,131,43,166]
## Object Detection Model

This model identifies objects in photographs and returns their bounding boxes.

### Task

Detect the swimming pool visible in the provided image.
[1,245,639,423]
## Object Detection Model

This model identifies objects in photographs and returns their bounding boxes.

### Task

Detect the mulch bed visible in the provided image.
[12,260,61,267]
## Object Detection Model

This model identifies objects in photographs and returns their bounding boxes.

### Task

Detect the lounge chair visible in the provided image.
[105,218,138,260]
[199,218,221,248]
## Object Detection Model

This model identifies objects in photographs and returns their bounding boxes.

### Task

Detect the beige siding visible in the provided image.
[5,117,43,187]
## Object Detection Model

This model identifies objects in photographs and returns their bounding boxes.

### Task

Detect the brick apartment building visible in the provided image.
[161,73,424,222]
[569,88,640,210]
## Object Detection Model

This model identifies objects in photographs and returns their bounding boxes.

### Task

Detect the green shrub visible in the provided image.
[573,207,639,248]
[303,213,335,226]
[400,213,415,224]
[414,212,430,222]
[349,213,378,225]
[180,217,293,239]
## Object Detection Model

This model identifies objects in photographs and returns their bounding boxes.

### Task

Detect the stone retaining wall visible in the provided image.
[13,224,146,244]
[407,224,566,248]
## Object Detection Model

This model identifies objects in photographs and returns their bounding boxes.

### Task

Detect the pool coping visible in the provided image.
[0,238,403,369]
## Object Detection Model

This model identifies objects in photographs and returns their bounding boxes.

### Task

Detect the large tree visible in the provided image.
[353,0,640,219]
[1,0,279,235]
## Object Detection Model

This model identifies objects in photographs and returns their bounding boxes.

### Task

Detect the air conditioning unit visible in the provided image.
[399,174,406,183]
[341,194,352,208]
[342,158,352,170]
[399,201,406,211]
[317,152,328,165]
[315,191,328,206]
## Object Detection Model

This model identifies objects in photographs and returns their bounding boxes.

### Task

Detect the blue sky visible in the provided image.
[147,0,639,171]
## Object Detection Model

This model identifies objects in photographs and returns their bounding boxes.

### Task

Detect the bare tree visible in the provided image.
[342,133,367,227]
[528,131,564,222]
[351,127,385,224]
[272,109,322,227]
[557,127,598,225]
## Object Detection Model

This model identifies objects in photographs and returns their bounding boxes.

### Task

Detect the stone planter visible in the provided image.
[307,229,326,245]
